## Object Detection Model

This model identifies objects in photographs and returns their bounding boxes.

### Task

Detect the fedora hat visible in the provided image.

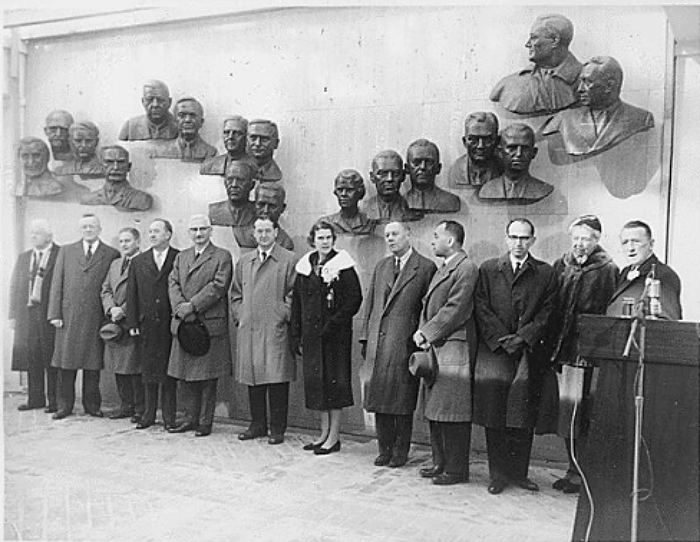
[408,348,438,387]
[100,321,126,342]
[177,318,210,357]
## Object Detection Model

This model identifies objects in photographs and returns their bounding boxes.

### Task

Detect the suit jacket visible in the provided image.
[478,174,553,203]
[126,246,179,383]
[48,240,119,370]
[231,243,298,386]
[168,242,233,381]
[209,200,256,228]
[81,181,153,212]
[405,185,461,213]
[54,157,105,177]
[541,99,654,157]
[152,135,218,163]
[101,256,141,374]
[118,113,178,141]
[607,254,682,320]
[199,153,258,175]
[419,251,479,422]
[10,243,60,371]
[361,195,423,223]
[256,159,283,182]
[473,253,557,428]
[490,52,583,116]
[448,154,502,188]
[361,249,436,414]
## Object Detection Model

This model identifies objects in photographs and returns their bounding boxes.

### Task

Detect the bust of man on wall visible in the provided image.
[209,160,258,247]
[490,14,582,116]
[154,97,218,162]
[233,182,294,250]
[478,123,553,203]
[321,169,376,236]
[81,145,153,212]
[541,56,655,158]
[44,110,74,162]
[404,139,460,213]
[200,115,258,175]
[247,119,282,182]
[53,121,106,178]
[118,80,178,141]
[448,112,503,188]
[361,150,422,223]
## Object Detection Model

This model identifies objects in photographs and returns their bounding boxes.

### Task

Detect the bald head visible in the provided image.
[532,14,574,48]
[141,80,172,124]
[44,110,74,157]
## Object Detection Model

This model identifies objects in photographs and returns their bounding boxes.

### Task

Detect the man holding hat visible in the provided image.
[167,214,232,437]
[101,227,143,421]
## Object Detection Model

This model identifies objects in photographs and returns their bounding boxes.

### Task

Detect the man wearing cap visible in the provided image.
[101,227,143,422]
[412,220,479,485]
[155,97,217,162]
[473,218,557,495]
[126,219,180,430]
[9,219,61,412]
[361,221,436,467]
[167,215,233,437]
[546,216,618,493]
[607,220,682,320]
[43,110,74,161]
[231,216,298,445]
[448,112,503,188]
[48,214,119,419]
[118,80,178,141]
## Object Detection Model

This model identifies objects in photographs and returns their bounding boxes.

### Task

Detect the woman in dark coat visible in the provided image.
[546,216,618,493]
[291,220,363,454]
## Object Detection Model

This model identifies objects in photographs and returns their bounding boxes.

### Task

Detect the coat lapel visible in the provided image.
[426,251,466,299]
[384,252,418,312]
[187,243,213,277]
[82,241,106,272]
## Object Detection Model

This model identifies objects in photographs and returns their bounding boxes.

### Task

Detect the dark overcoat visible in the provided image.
[48,240,119,370]
[473,253,557,428]
[126,247,179,383]
[361,250,436,415]
[290,250,363,411]
[167,243,233,381]
[231,243,298,386]
[101,256,141,375]
[419,251,479,422]
[10,244,60,371]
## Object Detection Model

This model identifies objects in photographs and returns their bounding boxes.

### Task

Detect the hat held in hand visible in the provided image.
[100,322,127,342]
[177,318,210,356]
[408,348,438,387]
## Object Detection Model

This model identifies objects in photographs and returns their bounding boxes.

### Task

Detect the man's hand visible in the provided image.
[413,330,430,350]
[498,334,525,356]
[50,319,63,329]
[175,302,195,319]
[129,328,140,337]
[110,307,125,321]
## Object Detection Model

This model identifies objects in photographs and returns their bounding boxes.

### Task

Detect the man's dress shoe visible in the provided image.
[388,455,407,468]
[52,411,72,420]
[130,414,142,424]
[488,479,508,495]
[44,406,58,414]
[18,404,44,411]
[109,409,133,420]
[268,435,284,445]
[302,442,322,451]
[419,465,444,478]
[86,410,104,418]
[195,426,212,437]
[163,422,176,431]
[135,421,153,430]
[168,423,197,434]
[374,454,391,467]
[314,441,341,455]
[514,478,540,492]
[432,473,469,485]
[238,428,267,441]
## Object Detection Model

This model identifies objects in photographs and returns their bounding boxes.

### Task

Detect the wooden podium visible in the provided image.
[571,315,699,542]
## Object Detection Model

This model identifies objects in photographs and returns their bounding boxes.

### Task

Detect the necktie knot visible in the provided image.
[121,257,130,275]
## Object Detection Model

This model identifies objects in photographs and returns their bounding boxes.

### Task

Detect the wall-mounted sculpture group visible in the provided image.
[16,13,656,219]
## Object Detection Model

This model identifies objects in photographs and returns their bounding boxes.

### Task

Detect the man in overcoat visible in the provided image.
[473,218,557,494]
[48,214,119,419]
[361,221,436,467]
[126,219,180,430]
[101,227,143,420]
[231,217,298,445]
[9,219,60,412]
[167,215,232,437]
[412,220,479,485]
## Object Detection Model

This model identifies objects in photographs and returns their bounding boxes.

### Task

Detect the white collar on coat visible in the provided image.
[295,249,356,280]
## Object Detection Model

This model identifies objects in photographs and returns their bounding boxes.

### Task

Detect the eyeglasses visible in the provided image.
[507,235,532,242]
[189,227,211,232]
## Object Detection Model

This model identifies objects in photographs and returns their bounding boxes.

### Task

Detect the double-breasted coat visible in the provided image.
[167,242,233,381]
[101,255,141,375]
[419,251,479,423]
[48,240,119,370]
[10,244,60,371]
[290,250,363,411]
[361,250,436,415]
[126,247,179,383]
[473,253,557,428]
[230,243,298,386]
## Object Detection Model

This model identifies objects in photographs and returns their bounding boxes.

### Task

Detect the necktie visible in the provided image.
[31,251,40,278]
[261,251,268,263]
[86,244,93,261]
[392,257,401,283]
[514,262,521,276]
[194,251,201,261]
[121,257,130,275]
[155,251,163,270]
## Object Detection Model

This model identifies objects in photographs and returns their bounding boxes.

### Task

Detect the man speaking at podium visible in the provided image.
[607,220,682,320]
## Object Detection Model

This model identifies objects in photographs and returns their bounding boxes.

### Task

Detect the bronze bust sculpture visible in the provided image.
[541,56,655,157]
[118,80,178,141]
[209,160,258,248]
[321,169,376,235]
[448,112,503,187]
[247,119,282,182]
[154,97,217,162]
[81,146,153,211]
[361,150,422,223]
[404,139,460,213]
[53,121,106,178]
[200,115,258,175]
[490,14,582,116]
[479,123,553,203]
[44,110,74,161]
[230,182,294,250]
